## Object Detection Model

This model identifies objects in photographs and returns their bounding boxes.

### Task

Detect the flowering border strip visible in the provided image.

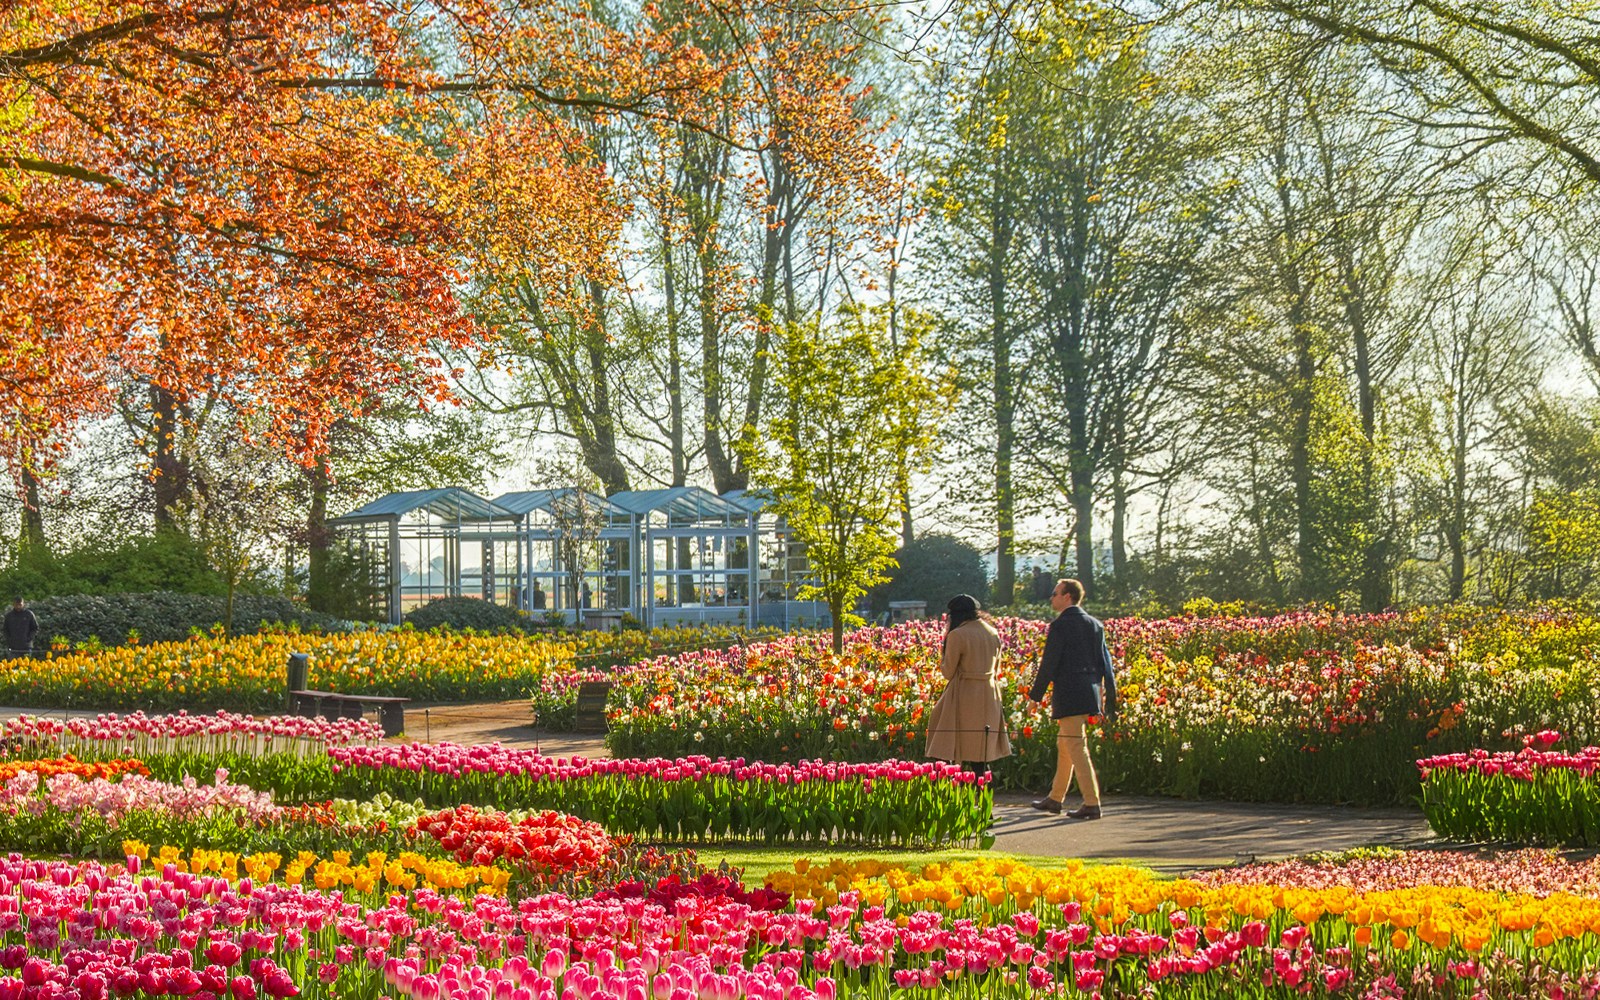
[1418,737,1600,846]
[326,743,991,848]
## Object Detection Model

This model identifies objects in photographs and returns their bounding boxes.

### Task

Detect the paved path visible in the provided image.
[989,793,1434,872]
[2,700,1438,869]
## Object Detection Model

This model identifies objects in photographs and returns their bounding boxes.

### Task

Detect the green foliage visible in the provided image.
[403,596,535,634]
[26,592,347,648]
[739,313,952,652]
[1421,765,1600,847]
[870,534,989,615]
[0,531,225,600]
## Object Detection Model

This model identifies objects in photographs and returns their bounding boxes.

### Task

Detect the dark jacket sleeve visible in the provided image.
[26,612,38,646]
[1098,625,1118,718]
[1028,616,1066,702]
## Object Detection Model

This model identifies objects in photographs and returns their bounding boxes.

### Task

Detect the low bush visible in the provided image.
[27,592,349,648]
[0,531,224,600]
[402,596,535,633]
[869,534,989,616]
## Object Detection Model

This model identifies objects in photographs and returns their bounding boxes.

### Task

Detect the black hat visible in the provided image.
[947,594,979,617]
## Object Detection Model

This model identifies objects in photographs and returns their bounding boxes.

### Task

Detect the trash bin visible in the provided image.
[287,652,309,703]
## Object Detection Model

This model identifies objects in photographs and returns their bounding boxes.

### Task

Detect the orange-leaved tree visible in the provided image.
[0,0,727,487]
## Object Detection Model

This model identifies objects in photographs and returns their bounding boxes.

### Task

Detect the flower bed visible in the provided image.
[3,849,1598,1000]
[584,608,1600,805]
[0,624,769,712]
[2,712,990,848]
[1419,734,1600,846]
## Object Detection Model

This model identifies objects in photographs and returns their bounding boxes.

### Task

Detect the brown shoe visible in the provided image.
[1030,797,1062,814]
[1066,804,1102,820]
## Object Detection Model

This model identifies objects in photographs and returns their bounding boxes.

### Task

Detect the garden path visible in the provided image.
[0,700,1439,871]
[406,700,1438,871]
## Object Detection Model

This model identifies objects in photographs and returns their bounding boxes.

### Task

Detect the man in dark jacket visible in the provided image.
[1026,579,1118,819]
[4,598,39,656]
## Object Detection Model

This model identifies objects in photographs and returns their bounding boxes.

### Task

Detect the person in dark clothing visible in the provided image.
[1031,566,1052,603]
[1025,578,1118,819]
[4,598,39,656]
[532,581,547,610]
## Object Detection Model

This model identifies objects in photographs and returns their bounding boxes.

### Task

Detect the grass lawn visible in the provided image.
[692,847,1131,886]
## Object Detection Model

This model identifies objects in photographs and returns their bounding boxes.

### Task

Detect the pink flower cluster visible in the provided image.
[0,769,276,826]
[1192,849,1600,898]
[1417,740,1600,781]
[328,743,977,785]
[4,710,384,749]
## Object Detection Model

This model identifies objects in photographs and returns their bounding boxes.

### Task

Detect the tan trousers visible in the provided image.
[1048,715,1099,805]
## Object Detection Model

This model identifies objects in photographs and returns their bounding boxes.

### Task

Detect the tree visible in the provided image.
[738,315,949,652]
[458,1,898,496]
[172,427,296,635]
[929,2,1220,595]
[1403,225,1537,600]
[0,0,732,477]
[1237,1,1600,186]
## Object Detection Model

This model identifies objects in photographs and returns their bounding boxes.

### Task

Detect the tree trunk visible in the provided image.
[1345,274,1387,611]
[1111,470,1128,581]
[150,384,191,529]
[1289,321,1318,602]
[18,465,46,556]
[1448,408,1470,600]
[993,206,1016,607]
[830,597,845,654]
[306,456,333,612]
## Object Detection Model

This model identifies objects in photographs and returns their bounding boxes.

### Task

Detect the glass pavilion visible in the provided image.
[331,484,797,627]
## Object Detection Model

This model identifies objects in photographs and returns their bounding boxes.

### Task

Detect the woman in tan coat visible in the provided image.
[925,594,1012,778]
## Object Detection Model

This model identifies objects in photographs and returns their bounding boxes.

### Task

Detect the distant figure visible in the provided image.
[580,581,592,609]
[925,594,1012,780]
[532,581,547,610]
[4,597,39,657]
[1031,566,1052,603]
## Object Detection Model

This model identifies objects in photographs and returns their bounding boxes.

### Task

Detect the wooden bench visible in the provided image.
[290,690,409,737]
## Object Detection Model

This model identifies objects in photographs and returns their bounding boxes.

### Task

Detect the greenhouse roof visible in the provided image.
[720,489,774,513]
[490,489,628,519]
[607,485,749,520]
[330,488,514,524]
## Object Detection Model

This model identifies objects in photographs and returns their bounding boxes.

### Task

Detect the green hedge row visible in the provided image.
[25,592,352,648]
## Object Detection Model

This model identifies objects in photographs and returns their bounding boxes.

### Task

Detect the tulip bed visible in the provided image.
[1419,733,1600,847]
[0,714,991,849]
[5,844,1600,1000]
[0,624,766,713]
[569,607,1600,805]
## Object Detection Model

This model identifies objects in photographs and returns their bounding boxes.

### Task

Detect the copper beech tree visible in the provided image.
[0,1,869,496]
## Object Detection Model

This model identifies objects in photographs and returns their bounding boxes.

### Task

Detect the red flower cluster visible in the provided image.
[408,806,612,874]
[1417,740,1600,781]
[594,872,789,912]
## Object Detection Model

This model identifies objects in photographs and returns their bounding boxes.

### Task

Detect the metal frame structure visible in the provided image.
[721,490,828,628]
[331,485,811,628]
[608,487,758,628]
[328,489,519,625]
[486,490,635,622]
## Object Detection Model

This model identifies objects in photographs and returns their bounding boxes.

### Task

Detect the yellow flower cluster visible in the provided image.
[122,841,510,896]
[767,858,1600,955]
[7,624,760,711]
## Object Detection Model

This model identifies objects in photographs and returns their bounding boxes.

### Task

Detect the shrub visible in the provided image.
[0,531,225,600]
[28,592,348,648]
[403,596,533,633]
[869,534,989,616]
